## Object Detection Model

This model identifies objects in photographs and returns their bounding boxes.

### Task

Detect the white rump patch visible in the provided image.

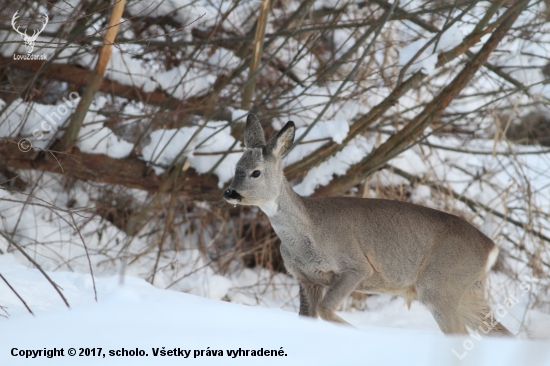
[485,246,499,273]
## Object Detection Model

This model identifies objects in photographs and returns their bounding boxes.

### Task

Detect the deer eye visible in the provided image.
[251,170,261,178]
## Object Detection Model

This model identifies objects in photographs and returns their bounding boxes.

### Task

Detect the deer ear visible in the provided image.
[266,121,295,158]
[244,114,266,148]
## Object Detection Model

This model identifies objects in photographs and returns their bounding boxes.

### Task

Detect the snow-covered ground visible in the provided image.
[2,1,550,364]
[1,253,549,366]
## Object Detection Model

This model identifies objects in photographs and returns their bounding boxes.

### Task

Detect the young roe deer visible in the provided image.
[224,114,512,336]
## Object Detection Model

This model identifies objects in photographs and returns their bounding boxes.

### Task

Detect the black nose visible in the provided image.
[223,188,242,201]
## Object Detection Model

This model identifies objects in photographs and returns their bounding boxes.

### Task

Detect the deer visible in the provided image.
[223,113,513,336]
[12,11,49,54]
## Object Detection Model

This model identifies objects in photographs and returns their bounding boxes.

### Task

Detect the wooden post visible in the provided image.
[241,0,270,110]
[60,0,126,147]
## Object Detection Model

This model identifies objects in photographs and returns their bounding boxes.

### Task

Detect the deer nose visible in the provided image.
[223,188,242,201]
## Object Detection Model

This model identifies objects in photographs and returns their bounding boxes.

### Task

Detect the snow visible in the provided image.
[1,254,549,366]
[155,64,216,100]
[285,119,350,166]
[104,50,158,93]
[0,99,60,147]
[126,0,214,25]
[76,122,134,159]
[293,136,372,196]
[0,94,134,158]
[0,98,75,150]
[140,121,242,188]
[230,108,249,122]
[0,31,34,57]
[295,120,349,145]
[138,117,353,189]
[2,2,550,364]
[398,24,466,75]
[76,121,134,157]
[76,97,134,159]
[0,93,131,158]
[0,182,298,304]
[69,47,232,100]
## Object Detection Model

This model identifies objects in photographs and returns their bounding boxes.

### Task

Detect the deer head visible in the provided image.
[12,11,48,54]
[223,114,295,209]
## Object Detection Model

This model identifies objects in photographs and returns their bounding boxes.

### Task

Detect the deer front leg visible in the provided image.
[298,280,323,318]
[317,271,364,326]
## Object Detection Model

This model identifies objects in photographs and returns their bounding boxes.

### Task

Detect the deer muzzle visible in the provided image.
[223,188,242,202]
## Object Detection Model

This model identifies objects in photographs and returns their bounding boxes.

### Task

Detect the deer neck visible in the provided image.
[258,178,304,225]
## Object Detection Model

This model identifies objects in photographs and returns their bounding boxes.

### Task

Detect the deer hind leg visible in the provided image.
[299,280,324,318]
[418,286,468,334]
[415,234,492,334]
[416,262,470,334]
[317,271,365,326]
[459,279,514,337]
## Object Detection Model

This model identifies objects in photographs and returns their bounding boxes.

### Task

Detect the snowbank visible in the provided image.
[0,254,549,366]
